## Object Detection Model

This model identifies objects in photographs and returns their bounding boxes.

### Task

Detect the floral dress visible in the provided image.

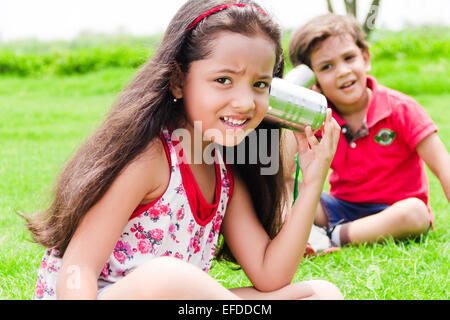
[35,127,234,299]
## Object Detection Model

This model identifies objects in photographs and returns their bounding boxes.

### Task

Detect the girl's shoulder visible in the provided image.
[130,135,171,205]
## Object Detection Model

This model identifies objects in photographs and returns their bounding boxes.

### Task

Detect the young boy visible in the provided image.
[284,14,450,248]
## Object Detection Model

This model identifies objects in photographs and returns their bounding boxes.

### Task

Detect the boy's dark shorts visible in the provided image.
[320,192,390,229]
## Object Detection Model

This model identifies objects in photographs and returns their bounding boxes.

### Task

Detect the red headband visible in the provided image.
[186,3,268,33]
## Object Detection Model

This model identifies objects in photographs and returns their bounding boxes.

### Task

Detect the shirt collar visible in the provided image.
[365,76,392,128]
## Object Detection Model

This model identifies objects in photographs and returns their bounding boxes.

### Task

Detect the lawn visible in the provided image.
[0,30,449,300]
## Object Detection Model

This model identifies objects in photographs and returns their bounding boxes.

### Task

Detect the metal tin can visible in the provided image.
[266,76,327,132]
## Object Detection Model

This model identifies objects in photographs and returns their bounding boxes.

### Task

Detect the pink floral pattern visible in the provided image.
[34,128,232,299]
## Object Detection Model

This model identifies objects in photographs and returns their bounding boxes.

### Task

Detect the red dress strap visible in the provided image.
[129,133,171,220]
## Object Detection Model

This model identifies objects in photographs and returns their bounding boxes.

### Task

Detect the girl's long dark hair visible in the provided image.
[23,0,287,263]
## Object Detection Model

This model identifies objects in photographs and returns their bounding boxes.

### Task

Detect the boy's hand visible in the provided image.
[292,108,340,186]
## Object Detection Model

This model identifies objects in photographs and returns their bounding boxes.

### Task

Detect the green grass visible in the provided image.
[0,32,162,76]
[1,31,449,299]
[0,69,135,299]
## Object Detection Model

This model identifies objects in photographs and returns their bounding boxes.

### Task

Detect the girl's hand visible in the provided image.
[293,108,340,186]
[310,83,321,93]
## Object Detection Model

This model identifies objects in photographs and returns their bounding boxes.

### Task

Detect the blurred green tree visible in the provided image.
[326,0,381,36]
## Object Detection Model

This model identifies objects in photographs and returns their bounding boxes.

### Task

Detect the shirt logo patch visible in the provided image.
[374,129,396,146]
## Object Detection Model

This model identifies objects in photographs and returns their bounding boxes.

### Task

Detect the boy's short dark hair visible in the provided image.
[289,13,369,68]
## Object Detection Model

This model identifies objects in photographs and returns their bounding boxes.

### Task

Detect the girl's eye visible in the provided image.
[216,78,231,85]
[254,81,269,89]
[345,55,355,61]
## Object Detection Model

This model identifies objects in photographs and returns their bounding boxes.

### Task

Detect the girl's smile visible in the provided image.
[220,115,250,130]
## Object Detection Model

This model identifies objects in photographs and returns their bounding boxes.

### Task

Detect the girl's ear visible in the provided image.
[169,63,185,99]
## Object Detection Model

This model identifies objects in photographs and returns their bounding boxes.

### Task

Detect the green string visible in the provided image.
[292,152,300,205]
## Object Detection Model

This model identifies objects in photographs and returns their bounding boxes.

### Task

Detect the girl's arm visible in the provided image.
[222,110,340,292]
[56,138,170,299]
[280,129,301,217]
[416,133,450,202]
[222,172,324,292]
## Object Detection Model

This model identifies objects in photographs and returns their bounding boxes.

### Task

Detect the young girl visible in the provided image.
[25,0,342,300]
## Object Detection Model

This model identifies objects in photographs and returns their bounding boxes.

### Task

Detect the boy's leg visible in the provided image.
[314,202,329,227]
[341,198,430,245]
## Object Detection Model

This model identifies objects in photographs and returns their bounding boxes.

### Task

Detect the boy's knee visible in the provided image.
[397,198,430,233]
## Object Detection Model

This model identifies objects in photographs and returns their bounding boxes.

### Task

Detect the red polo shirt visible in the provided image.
[328,76,437,209]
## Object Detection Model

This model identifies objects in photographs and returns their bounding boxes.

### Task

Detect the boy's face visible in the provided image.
[310,34,371,113]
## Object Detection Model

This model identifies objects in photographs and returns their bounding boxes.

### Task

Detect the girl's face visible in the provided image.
[174,31,276,147]
[310,34,371,114]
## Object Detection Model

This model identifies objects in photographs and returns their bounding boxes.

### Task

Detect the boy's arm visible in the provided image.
[416,133,450,202]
